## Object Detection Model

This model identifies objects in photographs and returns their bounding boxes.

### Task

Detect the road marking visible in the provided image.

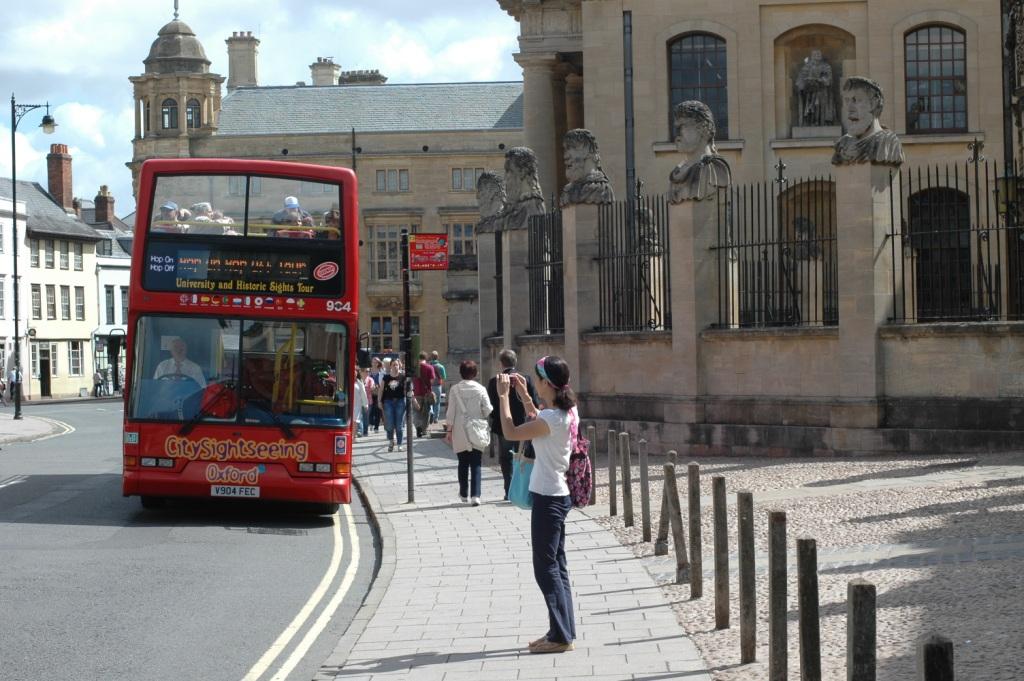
[269,504,359,681]
[241,511,344,681]
[34,417,75,441]
[0,475,27,490]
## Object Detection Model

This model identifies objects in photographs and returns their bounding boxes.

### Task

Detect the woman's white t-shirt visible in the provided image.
[529,407,574,497]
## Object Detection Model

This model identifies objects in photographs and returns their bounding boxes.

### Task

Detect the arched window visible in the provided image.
[909,188,971,319]
[186,98,201,129]
[668,33,728,139]
[161,98,178,130]
[905,25,966,133]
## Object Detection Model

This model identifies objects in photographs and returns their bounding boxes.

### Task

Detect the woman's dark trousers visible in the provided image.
[530,493,575,644]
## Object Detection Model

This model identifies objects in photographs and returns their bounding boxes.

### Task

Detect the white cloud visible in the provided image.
[0,0,522,216]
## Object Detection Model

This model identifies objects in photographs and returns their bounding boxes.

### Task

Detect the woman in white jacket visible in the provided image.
[444,360,493,506]
[352,368,368,439]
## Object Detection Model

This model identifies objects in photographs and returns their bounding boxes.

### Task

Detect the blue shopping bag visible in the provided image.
[508,454,533,510]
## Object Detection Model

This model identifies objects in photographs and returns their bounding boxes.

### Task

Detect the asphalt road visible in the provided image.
[0,401,377,681]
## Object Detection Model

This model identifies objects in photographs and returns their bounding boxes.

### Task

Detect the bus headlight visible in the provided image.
[315,463,331,473]
[141,458,157,467]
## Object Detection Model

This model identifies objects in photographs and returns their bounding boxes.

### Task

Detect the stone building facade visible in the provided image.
[128,16,525,376]
[490,0,1024,455]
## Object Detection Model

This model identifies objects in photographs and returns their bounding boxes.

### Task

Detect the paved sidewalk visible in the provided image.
[0,412,64,444]
[318,431,711,681]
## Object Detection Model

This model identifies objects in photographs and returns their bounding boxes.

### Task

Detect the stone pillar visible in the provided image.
[503,227,531,348]
[668,196,721,423]
[565,73,584,133]
[832,164,895,427]
[515,53,560,201]
[476,230,500,348]
[562,204,600,393]
[134,99,142,139]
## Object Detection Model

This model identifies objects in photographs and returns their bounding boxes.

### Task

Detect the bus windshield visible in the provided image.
[129,315,349,428]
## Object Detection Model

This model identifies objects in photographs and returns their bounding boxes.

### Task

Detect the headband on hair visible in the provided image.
[536,356,570,389]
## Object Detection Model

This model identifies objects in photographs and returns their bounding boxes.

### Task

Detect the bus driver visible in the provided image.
[153,337,207,387]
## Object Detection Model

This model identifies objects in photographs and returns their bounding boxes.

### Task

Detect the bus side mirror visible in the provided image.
[357,348,370,368]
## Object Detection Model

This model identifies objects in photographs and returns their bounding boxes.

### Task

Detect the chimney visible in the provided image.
[338,69,388,86]
[226,31,259,91]
[46,143,73,212]
[94,185,115,225]
[310,57,341,86]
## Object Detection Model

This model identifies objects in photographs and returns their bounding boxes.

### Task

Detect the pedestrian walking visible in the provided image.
[360,366,376,437]
[444,360,492,506]
[428,350,446,424]
[379,359,407,452]
[8,368,22,405]
[0,375,7,407]
[368,357,385,432]
[487,349,540,500]
[411,352,435,438]
[353,367,368,439]
[93,369,105,398]
[496,355,578,654]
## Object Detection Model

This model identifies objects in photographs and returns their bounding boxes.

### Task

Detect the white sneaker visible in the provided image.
[471,497,481,506]
[460,496,469,503]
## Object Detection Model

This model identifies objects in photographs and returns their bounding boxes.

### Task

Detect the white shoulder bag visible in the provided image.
[453,385,491,451]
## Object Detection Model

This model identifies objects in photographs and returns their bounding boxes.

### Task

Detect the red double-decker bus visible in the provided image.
[122,159,358,512]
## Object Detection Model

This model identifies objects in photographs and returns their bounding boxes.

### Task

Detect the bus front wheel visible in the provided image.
[140,496,166,510]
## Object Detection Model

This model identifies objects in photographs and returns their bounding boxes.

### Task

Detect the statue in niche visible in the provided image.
[475,171,507,233]
[501,146,546,229]
[560,129,614,206]
[832,77,905,167]
[669,100,732,203]
[796,50,836,127]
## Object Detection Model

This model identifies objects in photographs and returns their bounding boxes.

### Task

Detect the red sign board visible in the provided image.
[409,233,449,271]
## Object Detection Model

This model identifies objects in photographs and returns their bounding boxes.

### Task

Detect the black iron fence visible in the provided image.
[526,208,564,334]
[712,176,838,328]
[889,154,1024,322]
[596,192,671,332]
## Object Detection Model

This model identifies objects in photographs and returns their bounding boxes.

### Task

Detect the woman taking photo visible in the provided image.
[496,355,577,654]
[379,359,407,452]
[444,360,492,506]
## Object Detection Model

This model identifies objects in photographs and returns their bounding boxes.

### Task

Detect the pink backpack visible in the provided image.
[565,408,592,508]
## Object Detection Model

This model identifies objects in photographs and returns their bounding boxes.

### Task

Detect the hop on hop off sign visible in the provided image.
[409,233,449,271]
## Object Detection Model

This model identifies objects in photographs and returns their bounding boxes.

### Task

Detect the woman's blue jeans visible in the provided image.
[530,493,575,644]
[382,398,406,445]
[456,450,482,498]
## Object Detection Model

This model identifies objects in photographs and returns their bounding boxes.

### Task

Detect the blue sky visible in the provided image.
[0,1,521,218]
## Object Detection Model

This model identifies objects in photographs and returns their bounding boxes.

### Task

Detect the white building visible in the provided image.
[0,196,31,389]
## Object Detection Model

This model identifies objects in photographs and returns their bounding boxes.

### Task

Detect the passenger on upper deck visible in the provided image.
[271,196,314,227]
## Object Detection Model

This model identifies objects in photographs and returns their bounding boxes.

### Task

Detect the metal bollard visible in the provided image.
[797,538,822,681]
[607,430,617,516]
[663,462,689,584]
[768,511,787,681]
[620,432,634,527]
[638,439,651,541]
[687,462,703,598]
[654,451,676,555]
[738,490,756,664]
[712,475,729,629]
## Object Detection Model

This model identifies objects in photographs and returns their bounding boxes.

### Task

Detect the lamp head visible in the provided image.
[39,104,56,134]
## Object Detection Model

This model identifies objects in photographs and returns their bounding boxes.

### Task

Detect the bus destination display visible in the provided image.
[144,241,343,296]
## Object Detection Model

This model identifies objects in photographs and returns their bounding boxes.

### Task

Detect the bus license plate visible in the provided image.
[211,485,260,498]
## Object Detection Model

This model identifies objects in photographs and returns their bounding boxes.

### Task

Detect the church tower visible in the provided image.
[127,8,224,197]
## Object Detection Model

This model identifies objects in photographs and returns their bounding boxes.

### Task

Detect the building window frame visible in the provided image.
[185,98,201,129]
[668,32,729,140]
[68,340,82,376]
[60,285,70,320]
[44,239,54,268]
[45,284,56,320]
[30,239,39,267]
[120,287,128,325]
[105,285,116,326]
[904,24,967,134]
[451,167,485,192]
[161,98,178,130]
[368,223,419,282]
[445,221,476,256]
[375,168,410,193]
[74,286,85,321]
[31,284,41,320]
[59,240,69,269]
[73,242,83,270]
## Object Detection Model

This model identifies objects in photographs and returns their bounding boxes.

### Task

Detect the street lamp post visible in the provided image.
[9,94,57,419]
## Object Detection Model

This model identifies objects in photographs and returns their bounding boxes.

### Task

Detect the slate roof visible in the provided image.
[0,178,103,241]
[217,81,523,136]
[93,227,133,260]
[81,206,132,233]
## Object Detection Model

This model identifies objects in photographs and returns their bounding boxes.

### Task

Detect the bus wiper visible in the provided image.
[179,384,234,436]
[243,400,296,440]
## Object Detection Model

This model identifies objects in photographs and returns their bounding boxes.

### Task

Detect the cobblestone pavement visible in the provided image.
[317,431,711,681]
[581,451,1024,681]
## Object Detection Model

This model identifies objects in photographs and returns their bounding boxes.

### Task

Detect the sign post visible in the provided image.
[401,229,414,503]
[409,234,449,271]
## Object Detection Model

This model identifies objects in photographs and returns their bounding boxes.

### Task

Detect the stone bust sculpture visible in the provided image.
[501,146,546,229]
[560,129,614,206]
[669,100,732,203]
[475,171,506,233]
[832,76,905,166]
[796,50,836,127]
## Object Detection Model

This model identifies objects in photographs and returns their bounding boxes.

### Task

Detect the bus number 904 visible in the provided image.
[326,300,352,312]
